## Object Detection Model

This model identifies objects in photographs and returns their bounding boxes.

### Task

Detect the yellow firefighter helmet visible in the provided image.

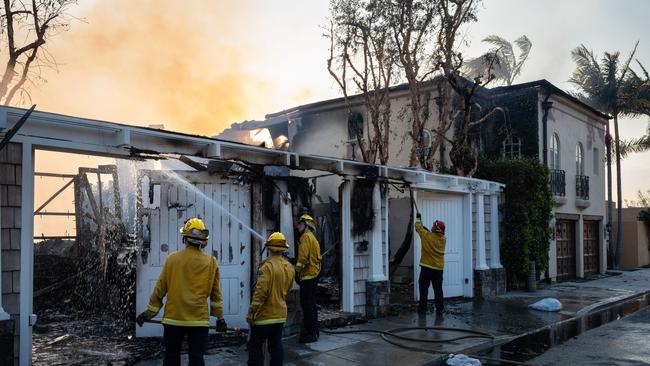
[180,217,209,248]
[265,232,289,252]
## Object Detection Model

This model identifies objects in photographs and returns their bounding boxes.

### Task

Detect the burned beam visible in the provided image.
[34,178,75,215]
[35,172,77,178]
[33,212,76,216]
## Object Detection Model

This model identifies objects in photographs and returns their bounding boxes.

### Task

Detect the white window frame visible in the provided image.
[576,143,584,175]
[502,136,522,159]
[550,133,560,170]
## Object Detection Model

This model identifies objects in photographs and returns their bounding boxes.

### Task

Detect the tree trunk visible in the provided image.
[605,122,613,268]
[613,114,623,269]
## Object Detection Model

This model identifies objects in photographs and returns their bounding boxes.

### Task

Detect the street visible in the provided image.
[531,305,650,366]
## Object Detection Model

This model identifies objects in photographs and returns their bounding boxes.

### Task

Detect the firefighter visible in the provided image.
[295,214,321,343]
[247,232,295,366]
[136,217,227,366]
[415,213,446,316]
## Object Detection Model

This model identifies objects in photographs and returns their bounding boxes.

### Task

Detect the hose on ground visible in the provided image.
[321,326,535,366]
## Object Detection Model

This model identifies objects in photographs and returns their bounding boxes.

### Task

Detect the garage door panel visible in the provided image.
[556,220,576,281]
[137,172,251,337]
[415,192,464,299]
[583,221,599,276]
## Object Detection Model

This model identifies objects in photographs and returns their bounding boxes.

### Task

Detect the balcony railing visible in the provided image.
[576,174,590,200]
[550,169,566,197]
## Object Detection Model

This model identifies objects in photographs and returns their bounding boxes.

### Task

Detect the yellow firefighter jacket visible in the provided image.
[249,255,295,325]
[295,229,321,280]
[146,246,223,327]
[415,218,446,270]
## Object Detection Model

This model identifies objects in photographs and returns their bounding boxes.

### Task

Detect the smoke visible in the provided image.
[30,0,276,135]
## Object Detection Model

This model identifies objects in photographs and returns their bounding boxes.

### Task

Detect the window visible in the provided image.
[347,112,364,141]
[550,133,560,170]
[593,148,599,175]
[502,136,522,159]
[576,143,584,175]
[421,129,433,159]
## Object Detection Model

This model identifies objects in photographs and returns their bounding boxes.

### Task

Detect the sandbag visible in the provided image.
[529,297,562,312]
[446,354,482,366]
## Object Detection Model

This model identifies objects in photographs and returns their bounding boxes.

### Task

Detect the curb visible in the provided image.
[444,290,650,365]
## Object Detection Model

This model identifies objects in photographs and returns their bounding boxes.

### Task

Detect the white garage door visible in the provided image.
[414,192,464,299]
[136,171,251,337]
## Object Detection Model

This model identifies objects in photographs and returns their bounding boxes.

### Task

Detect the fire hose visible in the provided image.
[320,326,535,366]
[144,319,248,337]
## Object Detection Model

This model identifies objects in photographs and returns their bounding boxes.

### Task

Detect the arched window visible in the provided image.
[347,112,364,141]
[550,133,560,170]
[576,143,584,175]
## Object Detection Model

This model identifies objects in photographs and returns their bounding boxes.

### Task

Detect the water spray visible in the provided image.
[160,169,266,242]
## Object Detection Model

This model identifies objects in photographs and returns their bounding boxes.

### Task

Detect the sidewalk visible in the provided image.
[137,268,650,365]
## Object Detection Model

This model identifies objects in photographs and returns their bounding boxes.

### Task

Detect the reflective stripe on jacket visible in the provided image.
[295,229,321,280]
[146,246,223,327]
[249,255,295,325]
[415,219,446,270]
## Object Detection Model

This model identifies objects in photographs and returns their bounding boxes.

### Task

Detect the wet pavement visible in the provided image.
[531,305,650,366]
[135,269,650,365]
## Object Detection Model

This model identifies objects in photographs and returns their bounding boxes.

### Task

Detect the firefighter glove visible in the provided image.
[136,310,156,327]
[246,311,255,324]
[416,213,422,220]
[216,318,228,332]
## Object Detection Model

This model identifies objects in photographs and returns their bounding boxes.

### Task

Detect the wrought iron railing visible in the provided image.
[576,174,590,200]
[550,169,566,197]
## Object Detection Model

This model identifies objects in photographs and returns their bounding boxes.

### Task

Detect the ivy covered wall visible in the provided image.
[471,87,540,159]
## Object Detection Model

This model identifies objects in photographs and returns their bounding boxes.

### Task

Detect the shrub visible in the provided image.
[476,157,553,286]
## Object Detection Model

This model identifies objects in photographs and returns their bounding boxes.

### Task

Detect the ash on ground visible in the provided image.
[32,310,246,366]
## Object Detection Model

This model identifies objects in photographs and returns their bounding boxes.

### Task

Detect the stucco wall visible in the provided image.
[542,93,608,279]
[289,90,443,169]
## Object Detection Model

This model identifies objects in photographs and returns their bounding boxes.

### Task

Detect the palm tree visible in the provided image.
[569,42,640,269]
[466,35,532,86]
[620,123,650,157]
[620,62,650,157]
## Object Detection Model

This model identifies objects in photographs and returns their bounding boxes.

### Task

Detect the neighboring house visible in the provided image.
[479,80,609,281]
[614,207,650,270]
[219,79,609,283]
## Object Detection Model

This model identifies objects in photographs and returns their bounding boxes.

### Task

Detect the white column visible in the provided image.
[475,193,489,270]
[0,197,9,320]
[20,143,34,366]
[278,182,295,258]
[341,179,355,312]
[462,192,474,297]
[368,183,386,282]
[489,194,503,269]
[412,189,421,301]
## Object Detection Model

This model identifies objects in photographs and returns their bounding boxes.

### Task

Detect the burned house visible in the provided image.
[0,105,503,364]
[220,78,608,285]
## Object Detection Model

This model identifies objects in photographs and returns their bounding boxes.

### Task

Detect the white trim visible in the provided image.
[1,106,504,192]
[368,182,386,282]
[0,195,9,320]
[475,193,489,270]
[383,190,389,281]
[278,182,295,258]
[341,179,354,312]
[412,189,420,300]
[463,192,474,297]
[490,194,503,269]
[19,143,34,366]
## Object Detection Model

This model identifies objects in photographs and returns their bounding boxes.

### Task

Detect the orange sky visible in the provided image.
[29,0,333,135]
